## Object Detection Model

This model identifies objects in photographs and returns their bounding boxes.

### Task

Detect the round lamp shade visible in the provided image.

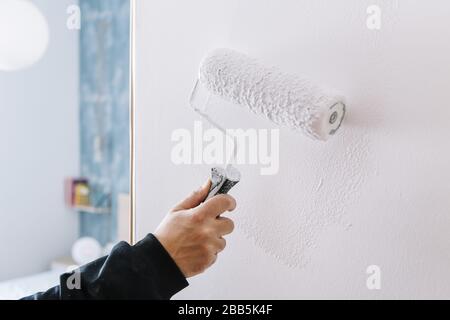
[0,0,49,71]
[71,237,103,266]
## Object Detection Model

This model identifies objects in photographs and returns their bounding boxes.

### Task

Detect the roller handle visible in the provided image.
[205,166,240,201]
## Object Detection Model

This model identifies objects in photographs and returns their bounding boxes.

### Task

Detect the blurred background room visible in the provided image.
[0,0,131,299]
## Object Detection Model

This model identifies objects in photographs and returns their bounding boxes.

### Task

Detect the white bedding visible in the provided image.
[0,270,60,300]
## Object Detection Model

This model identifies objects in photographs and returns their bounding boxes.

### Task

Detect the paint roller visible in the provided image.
[190,48,346,199]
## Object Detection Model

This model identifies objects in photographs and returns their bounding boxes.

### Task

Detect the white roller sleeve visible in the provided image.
[198,48,346,141]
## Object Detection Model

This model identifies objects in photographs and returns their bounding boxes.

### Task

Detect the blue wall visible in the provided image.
[79,0,130,245]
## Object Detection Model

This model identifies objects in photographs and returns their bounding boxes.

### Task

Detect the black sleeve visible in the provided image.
[22,234,189,300]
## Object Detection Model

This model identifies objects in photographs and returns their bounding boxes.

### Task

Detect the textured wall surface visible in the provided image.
[79,0,130,244]
[136,0,450,299]
[0,0,79,281]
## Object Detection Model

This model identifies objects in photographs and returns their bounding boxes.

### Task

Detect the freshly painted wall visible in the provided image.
[135,0,450,299]
[79,0,130,245]
[0,0,79,281]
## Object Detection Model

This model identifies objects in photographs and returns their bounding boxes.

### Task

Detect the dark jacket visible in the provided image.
[22,234,189,300]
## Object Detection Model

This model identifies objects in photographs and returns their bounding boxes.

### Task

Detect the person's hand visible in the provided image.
[154,180,237,278]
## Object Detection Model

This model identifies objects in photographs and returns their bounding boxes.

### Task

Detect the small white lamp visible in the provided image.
[0,0,49,71]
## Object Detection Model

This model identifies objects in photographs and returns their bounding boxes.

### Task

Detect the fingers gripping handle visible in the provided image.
[206,166,241,201]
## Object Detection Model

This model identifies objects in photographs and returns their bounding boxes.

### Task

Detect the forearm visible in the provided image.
[22,234,189,300]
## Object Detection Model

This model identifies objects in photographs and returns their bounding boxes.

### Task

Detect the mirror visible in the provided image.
[0,0,132,299]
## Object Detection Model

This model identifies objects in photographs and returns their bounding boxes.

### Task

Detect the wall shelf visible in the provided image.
[73,206,110,214]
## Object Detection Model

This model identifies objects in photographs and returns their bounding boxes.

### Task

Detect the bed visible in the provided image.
[0,270,60,300]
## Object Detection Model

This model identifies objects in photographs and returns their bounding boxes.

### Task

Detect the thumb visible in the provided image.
[172,179,211,212]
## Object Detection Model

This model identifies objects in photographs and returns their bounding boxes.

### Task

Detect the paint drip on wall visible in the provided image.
[236,128,371,268]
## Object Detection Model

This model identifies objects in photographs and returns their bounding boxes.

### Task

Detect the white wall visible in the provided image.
[0,0,79,281]
[135,0,450,299]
